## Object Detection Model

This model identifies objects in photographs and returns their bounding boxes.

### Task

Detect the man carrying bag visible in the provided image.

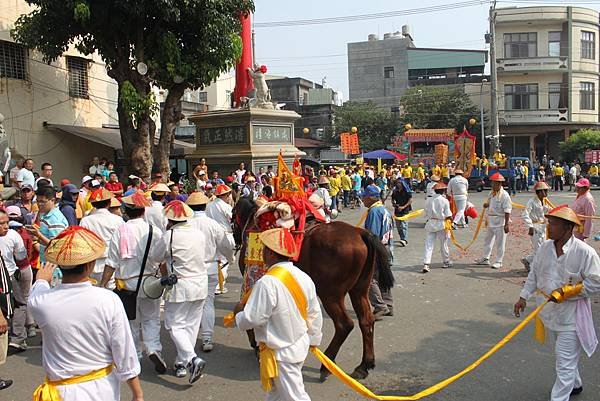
[101,191,166,374]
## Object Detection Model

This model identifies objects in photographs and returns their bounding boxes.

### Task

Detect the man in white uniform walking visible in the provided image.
[447,169,469,228]
[145,183,169,232]
[521,181,550,271]
[422,182,453,273]
[29,226,143,401]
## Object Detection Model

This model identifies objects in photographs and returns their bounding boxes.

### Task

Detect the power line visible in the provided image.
[254,1,491,28]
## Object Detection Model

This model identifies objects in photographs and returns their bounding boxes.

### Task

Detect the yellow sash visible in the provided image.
[33,365,113,401]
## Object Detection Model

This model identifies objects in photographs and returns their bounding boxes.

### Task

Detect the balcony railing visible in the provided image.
[497,56,568,72]
[499,108,568,124]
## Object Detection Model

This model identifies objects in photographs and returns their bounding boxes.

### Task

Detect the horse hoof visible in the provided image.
[350,367,369,380]
[319,370,330,383]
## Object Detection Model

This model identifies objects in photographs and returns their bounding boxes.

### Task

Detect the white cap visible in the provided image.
[81,175,93,184]
[91,179,101,187]
[128,174,139,180]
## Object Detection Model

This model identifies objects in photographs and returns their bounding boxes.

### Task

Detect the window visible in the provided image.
[580,82,595,110]
[504,33,537,58]
[66,56,89,98]
[581,31,595,59]
[548,31,562,57]
[384,66,394,78]
[548,83,562,109]
[0,40,28,80]
[505,84,538,110]
[198,91,208,103]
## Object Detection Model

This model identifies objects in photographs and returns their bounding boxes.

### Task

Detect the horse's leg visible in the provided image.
[348,287,375,380]
[319,296,354,382]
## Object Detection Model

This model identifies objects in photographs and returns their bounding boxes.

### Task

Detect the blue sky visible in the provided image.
[253,0,600,99]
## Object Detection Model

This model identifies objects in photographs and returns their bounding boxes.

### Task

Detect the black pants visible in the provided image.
[553,176,563,191]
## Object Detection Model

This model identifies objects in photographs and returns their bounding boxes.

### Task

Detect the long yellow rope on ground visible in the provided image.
[311,300,549,400]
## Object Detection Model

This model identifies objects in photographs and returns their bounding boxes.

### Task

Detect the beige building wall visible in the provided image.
[0,0,119,182]
[204,73,235,110]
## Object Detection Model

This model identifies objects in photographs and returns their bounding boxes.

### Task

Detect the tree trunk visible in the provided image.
[155,85,186,182]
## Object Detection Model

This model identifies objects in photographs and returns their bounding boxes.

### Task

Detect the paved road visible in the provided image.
[4,189,600,401]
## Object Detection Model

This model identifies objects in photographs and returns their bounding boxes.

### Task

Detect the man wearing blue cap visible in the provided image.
[361,184,394,319]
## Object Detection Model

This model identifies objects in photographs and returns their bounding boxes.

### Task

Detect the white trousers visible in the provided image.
[551,330,583,401]
[266,361,311,401]
[525,230,545,264]
[423,230,450,265]
[453,197,467,225]
[164,299,205,366]
[129,297,162,357]
[482,226,507,265]
[201,273,219,340]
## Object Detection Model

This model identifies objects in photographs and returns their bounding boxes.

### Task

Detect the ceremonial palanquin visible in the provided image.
[454,128,477,177]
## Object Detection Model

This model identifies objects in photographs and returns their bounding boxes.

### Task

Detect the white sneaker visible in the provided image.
[443,261,453,269]
[201,339,214,352]
[491,262,502,269]
[474,258,490,266]
[422,264,430,273]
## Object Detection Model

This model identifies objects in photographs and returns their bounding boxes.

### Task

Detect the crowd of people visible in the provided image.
[0,152,598,401]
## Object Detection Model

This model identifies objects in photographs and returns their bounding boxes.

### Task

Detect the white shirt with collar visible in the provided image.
[0,229,28,275]
[106,218,163,295]
[150,222,208,302]
[522,197,550,234]
[206,197,233,233]
[520,236,600,333]
[28,280,140,401]
[424,194,452,233]
[144,201,167,232]
[486,188,512,227]
[447,175,469,199]
[426,181,437,197]
[80,208,124,273]
[189,211,234,275]
[236,261,323,363]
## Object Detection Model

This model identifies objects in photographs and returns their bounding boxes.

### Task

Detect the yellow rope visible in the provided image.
[448,208,486,252]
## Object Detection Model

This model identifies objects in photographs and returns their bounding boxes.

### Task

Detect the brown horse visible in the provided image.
[232,198,394,380]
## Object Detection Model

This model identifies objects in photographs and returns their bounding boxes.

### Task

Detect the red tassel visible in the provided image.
[165,200,186,218]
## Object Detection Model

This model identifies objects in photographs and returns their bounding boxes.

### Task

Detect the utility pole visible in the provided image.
[489,0,500,153]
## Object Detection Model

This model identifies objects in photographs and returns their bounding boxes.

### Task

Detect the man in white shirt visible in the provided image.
[186,192,234,352]
[80,188,124,286]
[514,206,600,401]
[235,162,246,185]
[447,169,469,228]
[145,183,169,232]
[9,159,23,188]
[569,164,578,191]
[101,191,165,374]
[16,158,35,189]
[241,176,258,200]
[233,228,323,401]
[88,156,103,176]
[422,182,452,273]
[206,184,234,238]
[475,173,512,269]
[34,162,54,190]
[426,175,440,198]
[521,181,550,271]
[0,210,31,351]
[29,226,143,401]
[153,200,207,383]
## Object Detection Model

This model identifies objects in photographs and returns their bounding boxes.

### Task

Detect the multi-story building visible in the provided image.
[347,27,488,112]
[494,6,600,160]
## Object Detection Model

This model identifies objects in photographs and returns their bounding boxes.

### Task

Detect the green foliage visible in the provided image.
[559,129,600,161]
[120,81,159,125]
[400,85,482,135]
[325,101,400,151]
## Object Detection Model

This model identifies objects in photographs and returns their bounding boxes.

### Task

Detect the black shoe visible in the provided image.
[571,386,583,396]
[149,352,167,374]
[0,378,13,390]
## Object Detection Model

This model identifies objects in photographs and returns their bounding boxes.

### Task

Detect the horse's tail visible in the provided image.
[360,230,395,292]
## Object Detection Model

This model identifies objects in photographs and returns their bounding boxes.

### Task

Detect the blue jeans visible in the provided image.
[331,194,338,210]
[395,220,408,242]
[343,190,350,207]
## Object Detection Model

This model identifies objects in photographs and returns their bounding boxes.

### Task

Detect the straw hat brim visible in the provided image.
[545,206,581,226]
[44,229,106,267]
[259,228,297,258]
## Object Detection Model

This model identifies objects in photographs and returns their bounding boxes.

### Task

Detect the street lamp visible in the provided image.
[480,78,488,157]
[351,126,358,134]
[302,127,310,137]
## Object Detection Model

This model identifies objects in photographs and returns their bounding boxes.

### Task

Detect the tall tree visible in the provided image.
[399,85,482,136]
[559,129,600,161]
[13,0,253,179]
[325,101,400,151]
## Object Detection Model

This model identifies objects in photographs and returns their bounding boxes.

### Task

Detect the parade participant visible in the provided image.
[568,164,578,191]
[514,206,600,401]
[145,183,169,232]
[350,168,362,209]
[101,191,165,374]
[241,176,258,200]
[59,184,80,226]
[104,172,124,197]
[523,160,530,191]
[152,201,207,383]
[475,173,512,269]
[426,175,440,198]
[521,181,550,271]
[29,227,143,401]
[233,228,323,401]
[553,162,564,191]
[0,230,12,390]
[340,169,352,209]
[447,168,469,228]
[571,178,595,241]
[150,172,163,186]
[0,209,32,352]
[206,184,234,239]
[186,192,234,352]
[80,188,124,285]
[310,176,332,219]
[422,182,452,273]
[361,184,394,319]
[391,178,412,247]
[481,154,489,176]
[375,171,388,200]
[416,162,426,193]
[401,163,412,188]
[440,163,450,182]
[109,198,122,217]
[328,170,341,211]
[432,163,442,178]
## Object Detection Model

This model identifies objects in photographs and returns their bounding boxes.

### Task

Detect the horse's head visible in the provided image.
[232,197,257,246]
